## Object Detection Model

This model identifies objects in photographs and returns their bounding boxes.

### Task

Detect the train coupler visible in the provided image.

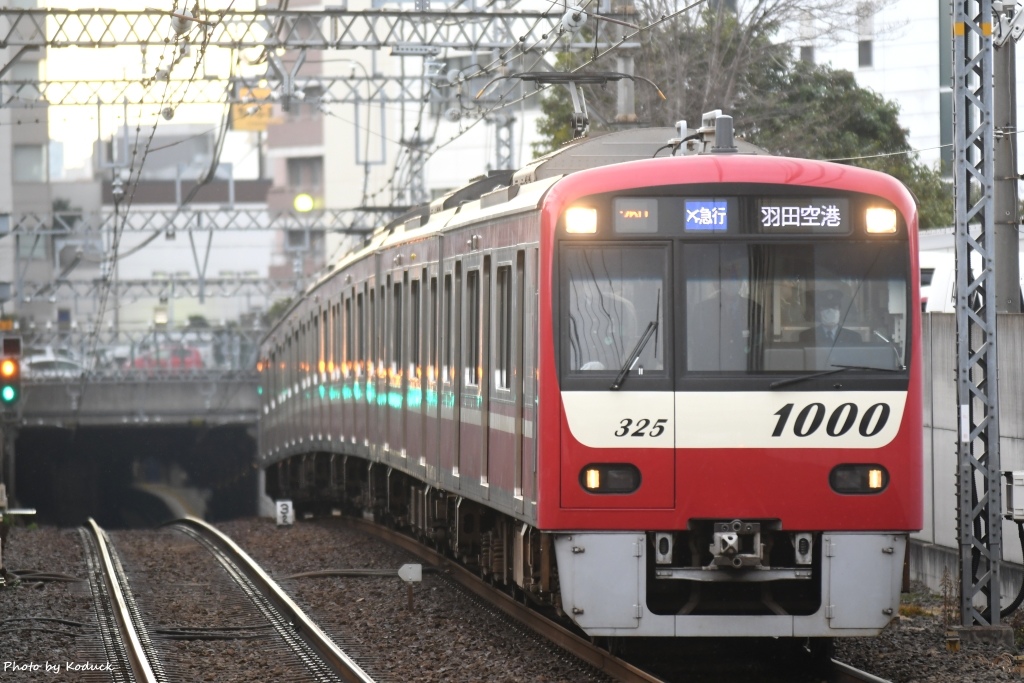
[709,519,764,569]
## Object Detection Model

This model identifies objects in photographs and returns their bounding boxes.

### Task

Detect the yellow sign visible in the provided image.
[232,87,278,132]
[0,319,14,332]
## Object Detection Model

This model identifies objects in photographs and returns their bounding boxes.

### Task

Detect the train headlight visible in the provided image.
[829,464,889,494]
[565,207,598,234]
[865,207,897,234]
[580,464,640,494]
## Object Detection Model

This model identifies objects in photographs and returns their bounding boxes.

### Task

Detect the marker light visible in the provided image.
[565,207,598,234]
[830,464,889,494]
[580,464,640,494]
[865,207,898,234]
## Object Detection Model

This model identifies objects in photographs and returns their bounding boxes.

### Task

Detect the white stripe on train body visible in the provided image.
[561,391,907,449]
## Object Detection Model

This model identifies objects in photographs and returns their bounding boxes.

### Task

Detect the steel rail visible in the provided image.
[84,519,159,683]
[334,516,666,683]
[830,659,894,683]
[171,516,376,683]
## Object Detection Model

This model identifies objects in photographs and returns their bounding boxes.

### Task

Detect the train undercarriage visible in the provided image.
[265,452,907,640]
[265,453,561,612]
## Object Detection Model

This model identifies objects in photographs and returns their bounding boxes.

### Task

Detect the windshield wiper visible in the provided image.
[769,363,903,390]
[611,320,658,391]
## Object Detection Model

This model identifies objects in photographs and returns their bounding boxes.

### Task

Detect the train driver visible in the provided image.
[799,289,861,346]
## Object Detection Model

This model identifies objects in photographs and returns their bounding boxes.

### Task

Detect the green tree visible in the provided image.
[262,298,294,328]
[737,61,953,229]
[533,2,952,228]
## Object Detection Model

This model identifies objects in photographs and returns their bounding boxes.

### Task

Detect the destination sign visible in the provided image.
[613,197,659,233]
[684,199,729,231]
[758,198,850,233]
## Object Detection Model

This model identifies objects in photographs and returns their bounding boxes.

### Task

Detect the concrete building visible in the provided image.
[796,0,957,174]
[265,0,545,273]
[0,0,62,331]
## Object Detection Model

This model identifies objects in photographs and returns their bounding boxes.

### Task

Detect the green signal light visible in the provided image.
[1,385,17,403]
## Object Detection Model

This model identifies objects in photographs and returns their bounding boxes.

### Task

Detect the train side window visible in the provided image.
[344,297,352,368]
[369,287,377,371]
[496,264,513,390]
[410,276,421,375]
[466,269,481,386]
[331,304,339,374]
[393,278,403,373]
[429,275,438,382]
[321,309,328,374]
[444,272,453,384]
[356,290,365,373]
[381,283,388,369]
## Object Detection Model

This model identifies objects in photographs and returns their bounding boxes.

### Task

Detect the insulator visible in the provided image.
[170,10,193,36]
[561,6,587,33]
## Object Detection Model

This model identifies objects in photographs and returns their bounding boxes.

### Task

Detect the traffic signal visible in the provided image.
[0,356,19,409]
[1,336,21,410]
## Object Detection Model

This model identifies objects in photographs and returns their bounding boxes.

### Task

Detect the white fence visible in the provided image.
[916,312,1024,595]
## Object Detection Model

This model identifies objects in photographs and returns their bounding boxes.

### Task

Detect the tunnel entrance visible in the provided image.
[10,424,258,528]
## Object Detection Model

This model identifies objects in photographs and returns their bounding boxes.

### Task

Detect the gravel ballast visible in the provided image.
[2,519,1021,682]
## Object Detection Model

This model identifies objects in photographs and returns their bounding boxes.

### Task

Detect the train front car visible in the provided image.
[538,152,922,640]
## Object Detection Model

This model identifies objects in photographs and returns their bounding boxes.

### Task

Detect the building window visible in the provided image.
[286,156,322,188]
[858,4,875,69]
[800,46,815,64]
[13,144,45,182]
[858,39,873,68]
[17,234,45,260]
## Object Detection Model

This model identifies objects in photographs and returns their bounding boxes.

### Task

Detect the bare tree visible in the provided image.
[536,0,890,146]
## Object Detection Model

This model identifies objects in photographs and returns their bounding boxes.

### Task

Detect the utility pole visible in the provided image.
[994,2,1022,313]
[952,0,1012,644]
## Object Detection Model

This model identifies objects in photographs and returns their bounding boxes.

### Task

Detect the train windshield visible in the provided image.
[685,242,908,374]
[558,240,909,383]
[562,244,668,375]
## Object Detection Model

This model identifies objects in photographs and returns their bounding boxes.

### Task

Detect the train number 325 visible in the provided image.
[614,418,668,437]
[772,402,890,438]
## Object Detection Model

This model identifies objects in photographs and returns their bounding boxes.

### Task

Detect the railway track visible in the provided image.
[831,659,895,683]
[167,517,375,683]
[81,518,377,683]
[327,516,894,683]
[80,519,160,683]
[80,515,892,683]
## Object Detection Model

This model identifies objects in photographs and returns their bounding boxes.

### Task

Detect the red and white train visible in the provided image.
[257,113,922,646]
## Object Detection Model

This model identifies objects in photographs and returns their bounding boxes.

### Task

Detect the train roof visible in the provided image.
[267,126,771,339]
[512,126,766,184]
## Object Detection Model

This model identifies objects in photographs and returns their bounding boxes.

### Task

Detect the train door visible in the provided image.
[405,268,426,479]
[439,259,462,491]
[387,270,406,464]
[319,306,328,443]
[374,276,389,460]
[460,252,490,499]
[488,247,525,508]
[302,318,312,445]
[341,291,354,449]
[354,282,370,456]
[366,275,381,458]
[423,266,441,482]
[330,299,342,445]
[521,247,539,508]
